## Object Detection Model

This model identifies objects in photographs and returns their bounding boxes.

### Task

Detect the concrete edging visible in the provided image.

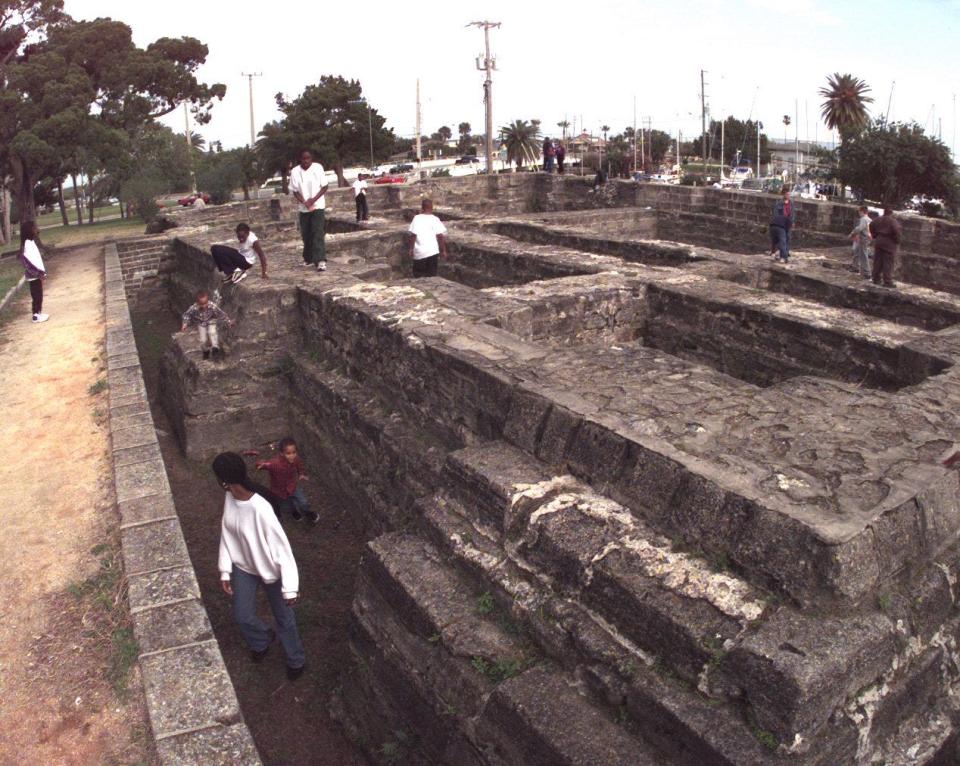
[103,241,262,766]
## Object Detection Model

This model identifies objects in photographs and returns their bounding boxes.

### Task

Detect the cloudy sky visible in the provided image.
[66,0,959,156]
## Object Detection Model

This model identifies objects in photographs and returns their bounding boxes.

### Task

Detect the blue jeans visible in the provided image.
[770,225,790,261]
[279,486,310,518]
[544,156,555,173]
[231,567,305,668]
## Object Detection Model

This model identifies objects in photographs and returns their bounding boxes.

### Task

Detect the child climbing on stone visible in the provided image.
[180,289,232,360]
[256,437,319,524]
[210,223,269,285]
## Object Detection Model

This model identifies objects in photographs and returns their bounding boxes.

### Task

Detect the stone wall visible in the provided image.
[103,243,260,765]
[116,236,175,307]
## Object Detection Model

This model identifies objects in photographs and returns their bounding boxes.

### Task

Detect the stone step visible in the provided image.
[424,441,960,762]
[348,531,662,765]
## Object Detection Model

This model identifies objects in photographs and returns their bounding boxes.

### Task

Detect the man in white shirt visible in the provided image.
[406,198,448,278]
[353,173,369,222]
[288,149,329,271]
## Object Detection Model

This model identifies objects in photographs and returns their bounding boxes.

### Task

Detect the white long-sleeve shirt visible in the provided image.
[22,239,45,279]
[218,492,299,597]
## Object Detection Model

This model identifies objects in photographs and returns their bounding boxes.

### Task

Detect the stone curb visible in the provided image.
[0,275,25,314]
[102,241,262,765]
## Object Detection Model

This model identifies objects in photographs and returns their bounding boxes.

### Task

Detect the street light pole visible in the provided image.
[241,72,262,147]
[469,20,501,174]
[349,98,375,169]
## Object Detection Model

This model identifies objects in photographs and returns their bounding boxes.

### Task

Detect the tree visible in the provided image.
[437,125,452,142]
[838,119,958,209]
[557,120,570,141]
[190,132,206,151]
[820,73,873,143]
[272,76,396,186]
[499,119,540,170]
[457,121,472,153]
[0,0,65,67]
[0,14,225,234]
[689,117,770,168]
[256,120,297,194]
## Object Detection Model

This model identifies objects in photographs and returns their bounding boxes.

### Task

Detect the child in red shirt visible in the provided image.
[256,437,319,524]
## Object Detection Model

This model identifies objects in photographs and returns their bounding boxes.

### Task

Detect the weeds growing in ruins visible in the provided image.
[751,725,779,751]
[476,591,495,615]
[88,378,108,395]
[66,539,140,697]
[471,656,524,684]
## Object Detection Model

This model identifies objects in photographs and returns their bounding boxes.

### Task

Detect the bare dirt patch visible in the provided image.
[0,246,155,766]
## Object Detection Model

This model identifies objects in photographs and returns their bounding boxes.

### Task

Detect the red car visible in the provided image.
[178,193,211,206]
[374,175,406,185]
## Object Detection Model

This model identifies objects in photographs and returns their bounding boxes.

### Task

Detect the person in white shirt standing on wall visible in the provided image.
[406,198,448,278]
[288,149,329,272]
[19,221,49,323]
[214,451,307,680]
[353,173,369,222]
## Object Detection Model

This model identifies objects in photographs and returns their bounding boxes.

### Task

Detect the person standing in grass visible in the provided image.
[210,223,269,285]
[256,437,319,524]
[214,451,307,681]
[19,221,48,324]
[289,149,329,271]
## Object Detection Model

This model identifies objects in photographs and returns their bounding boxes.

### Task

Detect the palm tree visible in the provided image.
[499,119,541,170]
[557,120,570,141]
[819,73,873,143]
[190,132,206,152]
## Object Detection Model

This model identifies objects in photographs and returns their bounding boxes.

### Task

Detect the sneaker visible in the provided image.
[232,269,248,284]
[286,664,306,681]
[221,274,234,285]
[32,313,49,323]
[202,349,210,360]
[305,510,320,525]
[251,631,275,663]
[301,261,312,267]
[316,261,327,272]
[290,508,303,521]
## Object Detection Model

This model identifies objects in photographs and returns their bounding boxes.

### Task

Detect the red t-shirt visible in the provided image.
[261,455,303,499]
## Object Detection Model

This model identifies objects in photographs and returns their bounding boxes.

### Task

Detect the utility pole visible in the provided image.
[468,20,500,174]
[633,96,638,174]
[415,79,422,172]
[183,101,196,193]
[794,99,800,182]
[757,121,762,179]
[241,72,262,147]
[700,70,708,175]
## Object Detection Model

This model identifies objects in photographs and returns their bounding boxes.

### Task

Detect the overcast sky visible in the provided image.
[65,0,960,157]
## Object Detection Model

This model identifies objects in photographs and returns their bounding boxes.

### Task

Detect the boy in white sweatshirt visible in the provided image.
[19,221,48,323]
[213,452,306,680]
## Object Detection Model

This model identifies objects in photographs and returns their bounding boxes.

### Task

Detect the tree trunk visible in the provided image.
[118,198,125,219]
[10,155,37,239]
[334,161,346,187]
[71,173,83,225]
[57,181,69,226]
[242,182,250,201]
[281,169,289,195]
[0,178,8,245]
[88,190,94,224]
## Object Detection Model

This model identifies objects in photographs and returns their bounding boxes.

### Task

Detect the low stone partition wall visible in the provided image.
[116,235,176,306]
[103,242,261,765]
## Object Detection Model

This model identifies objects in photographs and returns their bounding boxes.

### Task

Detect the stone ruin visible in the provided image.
[143,174,960,764]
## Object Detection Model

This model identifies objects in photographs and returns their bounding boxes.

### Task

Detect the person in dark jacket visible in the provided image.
[769,186,796,263]
[868,207,902,288]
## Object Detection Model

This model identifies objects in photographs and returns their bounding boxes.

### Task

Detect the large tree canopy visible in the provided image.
[266,75,396,185]
[0,9,224,231]
[838,120,957,208]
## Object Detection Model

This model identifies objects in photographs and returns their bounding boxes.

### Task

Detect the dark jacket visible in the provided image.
[770,198,795,230]
[869,214,902,253]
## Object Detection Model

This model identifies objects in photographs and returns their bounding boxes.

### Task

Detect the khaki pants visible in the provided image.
[198,322,219,349]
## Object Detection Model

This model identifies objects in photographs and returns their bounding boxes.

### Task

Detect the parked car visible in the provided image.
[374,174,406,185]
[389,163,414,173]
[178,192,211,206]
[455,155,479,165]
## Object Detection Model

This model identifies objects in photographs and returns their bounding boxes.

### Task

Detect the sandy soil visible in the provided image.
[0,246,154,766]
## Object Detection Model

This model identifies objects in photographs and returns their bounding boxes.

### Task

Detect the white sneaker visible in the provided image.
[32,313,49,323]
[232,269,248,284]
[316,262,327,272]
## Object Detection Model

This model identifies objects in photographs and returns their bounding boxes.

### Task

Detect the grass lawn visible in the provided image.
[1,217,147,256]
[36,204,121,228]
[0,258,22,298]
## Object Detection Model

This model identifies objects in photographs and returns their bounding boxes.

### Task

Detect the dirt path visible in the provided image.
[0,246,154,766]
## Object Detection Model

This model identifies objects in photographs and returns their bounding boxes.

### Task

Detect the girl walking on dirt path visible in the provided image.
[213,452,307,680]
[19,221,48,323]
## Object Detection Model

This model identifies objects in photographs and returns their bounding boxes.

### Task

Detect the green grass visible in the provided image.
[1,216,146,255]
[35,203,120,228]
[0,259,22,298]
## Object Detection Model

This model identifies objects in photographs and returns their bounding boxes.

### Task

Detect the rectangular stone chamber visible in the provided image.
[148,174,960,766]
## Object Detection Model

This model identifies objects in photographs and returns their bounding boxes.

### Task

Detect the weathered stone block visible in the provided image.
[121,519,190,575]
[133,598,213,654]
[128,565,201,611]
[114,456,170,502]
